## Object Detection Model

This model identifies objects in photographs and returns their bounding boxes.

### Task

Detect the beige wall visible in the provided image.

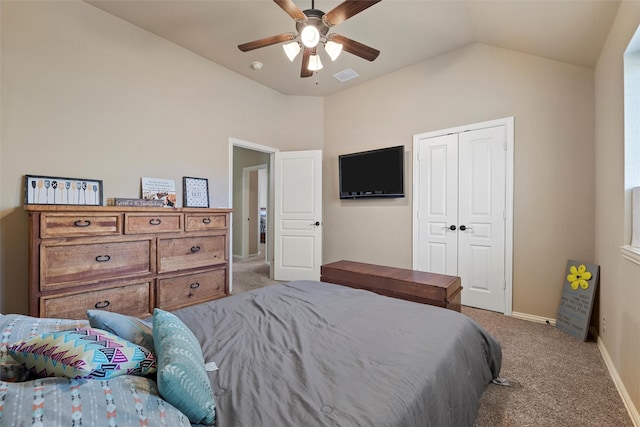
[0,1,322,313]
[594,0,640,417]
[324,43,595,320]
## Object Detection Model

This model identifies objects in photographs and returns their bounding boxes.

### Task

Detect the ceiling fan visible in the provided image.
[238,0,382,78]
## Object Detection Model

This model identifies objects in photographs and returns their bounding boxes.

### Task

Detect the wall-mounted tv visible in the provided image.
[339,145,405,199]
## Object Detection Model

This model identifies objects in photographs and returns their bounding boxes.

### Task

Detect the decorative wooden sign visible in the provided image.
[556,260,600,341]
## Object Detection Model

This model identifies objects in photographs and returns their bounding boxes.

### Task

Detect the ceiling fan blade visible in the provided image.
[300,47,313,78]
[329,34,380,61]
[238,33,296,52]
[274,0,306,22]
[323,0,382,27]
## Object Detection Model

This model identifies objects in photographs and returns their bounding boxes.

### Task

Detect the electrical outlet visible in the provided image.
[602,316,607,334]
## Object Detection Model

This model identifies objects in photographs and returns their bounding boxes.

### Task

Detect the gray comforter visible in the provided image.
[173,280,502,427]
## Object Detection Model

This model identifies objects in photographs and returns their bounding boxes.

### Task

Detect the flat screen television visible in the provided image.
[339,145,405,199]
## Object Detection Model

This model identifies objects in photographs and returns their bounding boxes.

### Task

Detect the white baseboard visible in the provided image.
[597,338,640,426]
[511,311,556,326]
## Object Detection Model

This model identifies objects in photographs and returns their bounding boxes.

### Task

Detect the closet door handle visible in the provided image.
[447,225,456,231]
[460,225,473,231]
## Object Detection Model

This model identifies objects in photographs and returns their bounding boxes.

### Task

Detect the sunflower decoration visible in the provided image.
[567,264,592,290]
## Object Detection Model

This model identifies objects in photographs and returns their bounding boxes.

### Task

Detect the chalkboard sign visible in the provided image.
[556,260,600,341]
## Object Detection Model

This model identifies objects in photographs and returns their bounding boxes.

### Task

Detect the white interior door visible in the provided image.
[458,126,506,311]
[414,121,510,313]
[274,150,323,281]
[415,133,458,275]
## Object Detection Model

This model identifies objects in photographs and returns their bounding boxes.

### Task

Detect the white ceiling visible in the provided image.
[86,0,620,97]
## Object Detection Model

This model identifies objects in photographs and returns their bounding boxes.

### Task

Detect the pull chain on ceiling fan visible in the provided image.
[238,0,382,78]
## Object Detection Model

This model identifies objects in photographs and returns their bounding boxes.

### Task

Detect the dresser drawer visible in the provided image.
[40,213,121,238]
[40,239,152,290]
[157,235,226,273]
[124,213,182,234]
[40,281,152,319]
[185,213,228,232]
[157,269,226,311]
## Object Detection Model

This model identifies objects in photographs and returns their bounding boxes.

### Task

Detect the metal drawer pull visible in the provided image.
[190,282,200,289]
[95,255,111,262]
[74,220,91,227]
[149,218,162,225]
[191,246,201,253]
[202,218,211,224]
[94,300,110,309]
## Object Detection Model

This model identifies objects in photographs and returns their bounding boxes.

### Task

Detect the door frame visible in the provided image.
[229,137,279,291]
[411,117,514,315]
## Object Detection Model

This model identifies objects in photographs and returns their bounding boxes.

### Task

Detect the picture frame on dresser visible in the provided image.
[25,174,103,206]
[183,176,210,208]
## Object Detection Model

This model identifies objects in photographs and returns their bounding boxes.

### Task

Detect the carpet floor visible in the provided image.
[231,255,633,426]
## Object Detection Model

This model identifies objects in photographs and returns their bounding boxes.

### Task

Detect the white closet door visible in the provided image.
[415,125,507,313]
[458,126,506,311]
[415,133,458,275]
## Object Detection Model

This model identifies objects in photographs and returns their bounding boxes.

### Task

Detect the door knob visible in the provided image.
[459,225,473,231]
[448,225,456,231]
[311,221,321,226]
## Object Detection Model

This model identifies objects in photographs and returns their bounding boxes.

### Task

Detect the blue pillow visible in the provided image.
[87,310,154,352]
[153,309,215,425]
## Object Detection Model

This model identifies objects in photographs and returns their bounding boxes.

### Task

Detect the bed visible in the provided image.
[1,280,502,426]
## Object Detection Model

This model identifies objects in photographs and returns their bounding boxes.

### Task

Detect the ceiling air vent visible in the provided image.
[333,68,359,83]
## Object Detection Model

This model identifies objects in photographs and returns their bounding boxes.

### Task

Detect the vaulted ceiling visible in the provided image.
[86,0,620,96]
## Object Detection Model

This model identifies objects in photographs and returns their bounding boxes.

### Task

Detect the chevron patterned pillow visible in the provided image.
[8,327,156,379]
[1,314,89,382]
[153,308,216,425]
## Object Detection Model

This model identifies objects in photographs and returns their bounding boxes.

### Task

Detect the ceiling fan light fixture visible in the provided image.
[283,41,301,61]
[308,53,323,71]
[301,25,320,48]
[325,40,342,61]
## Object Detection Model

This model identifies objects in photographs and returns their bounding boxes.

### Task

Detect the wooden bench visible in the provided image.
[320,260,462,312]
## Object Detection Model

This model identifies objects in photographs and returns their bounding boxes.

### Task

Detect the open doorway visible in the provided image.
[230,138,281,294]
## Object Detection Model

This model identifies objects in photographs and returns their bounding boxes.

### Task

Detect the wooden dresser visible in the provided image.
[25,205,232,319]
[321,260,462,312]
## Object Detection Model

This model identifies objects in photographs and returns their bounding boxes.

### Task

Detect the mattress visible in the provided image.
[173,280,502,427]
